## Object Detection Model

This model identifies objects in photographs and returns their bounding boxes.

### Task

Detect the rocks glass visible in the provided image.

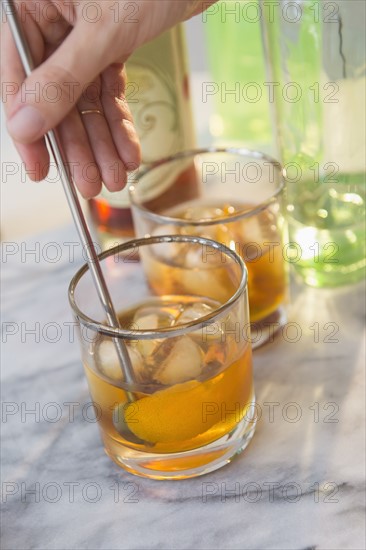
[69,236,256,479]
[130,148,287,348]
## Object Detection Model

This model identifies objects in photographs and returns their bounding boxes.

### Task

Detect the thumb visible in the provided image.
[7,24,109,144]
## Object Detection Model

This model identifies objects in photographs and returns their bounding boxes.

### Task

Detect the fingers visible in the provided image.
[74,65,141,197]
[101,64,141,173]
[57,108,102,199]
[13,140,50,181]
[6,20,108,144]
[1,2,50,179]
[27,0,71,47]
[77,77,128,193]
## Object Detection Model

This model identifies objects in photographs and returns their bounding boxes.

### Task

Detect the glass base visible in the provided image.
[102,401,257,480]
[251,306,287,350]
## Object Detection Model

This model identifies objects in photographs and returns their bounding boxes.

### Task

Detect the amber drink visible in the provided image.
[69,236,256,479]
[130,149,287,348]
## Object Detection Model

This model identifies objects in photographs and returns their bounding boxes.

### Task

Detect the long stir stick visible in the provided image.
[3,0,135,389]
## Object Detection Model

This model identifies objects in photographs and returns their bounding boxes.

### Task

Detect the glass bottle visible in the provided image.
[204,0,273,152]
[261,0,365,287]
[88,24,196,249]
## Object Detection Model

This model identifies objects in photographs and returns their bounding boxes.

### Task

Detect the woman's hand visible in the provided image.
[1,1,216,197]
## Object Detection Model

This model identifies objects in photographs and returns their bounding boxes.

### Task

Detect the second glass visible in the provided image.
[130,148,287,348]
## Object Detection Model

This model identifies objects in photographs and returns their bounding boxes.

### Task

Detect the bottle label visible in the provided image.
[100,62,186,208]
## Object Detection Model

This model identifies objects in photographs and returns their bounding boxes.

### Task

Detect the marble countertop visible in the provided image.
[1,225,365,550]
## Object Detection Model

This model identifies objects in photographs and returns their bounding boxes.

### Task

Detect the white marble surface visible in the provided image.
[1,225,365,550]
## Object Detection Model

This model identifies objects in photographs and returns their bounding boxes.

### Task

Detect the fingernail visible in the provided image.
[7,106,45,142]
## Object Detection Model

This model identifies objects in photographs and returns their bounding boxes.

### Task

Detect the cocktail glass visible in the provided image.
[129,148,287,348]
[69,235,256,479]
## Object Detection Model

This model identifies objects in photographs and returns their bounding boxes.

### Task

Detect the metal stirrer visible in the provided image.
[4,0,136,390]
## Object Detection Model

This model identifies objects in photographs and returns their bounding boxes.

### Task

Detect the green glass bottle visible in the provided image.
[204,0,272,151]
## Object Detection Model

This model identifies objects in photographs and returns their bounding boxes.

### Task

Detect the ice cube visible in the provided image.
[134,313,159,331]
[175,302,220,348]
[203,342,228,375]
[96,339,145,383]
[239,210,279,252]
[183,243,225,269]
[237,214,262,242]
[189,316,226,346]
[155,336,203,385]
[151,225,184,261]
[178,302,215,324]
[133,306,179,330]
[133,308,177,358]
[180,265,230,303]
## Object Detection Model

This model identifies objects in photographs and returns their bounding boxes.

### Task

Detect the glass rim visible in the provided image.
[68,235,248,340]
[129,147,284,227]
